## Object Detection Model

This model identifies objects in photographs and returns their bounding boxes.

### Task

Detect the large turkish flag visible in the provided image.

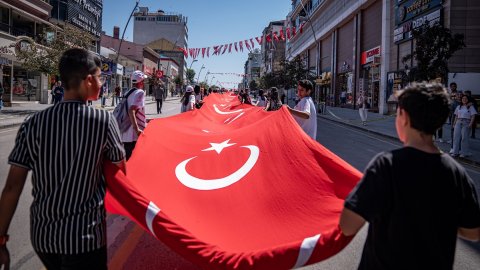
[105,93,362,269]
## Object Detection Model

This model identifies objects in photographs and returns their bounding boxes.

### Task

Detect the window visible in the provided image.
[135,17,146,21]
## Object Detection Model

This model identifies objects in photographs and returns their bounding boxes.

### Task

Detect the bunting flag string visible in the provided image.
[178,23,305,58]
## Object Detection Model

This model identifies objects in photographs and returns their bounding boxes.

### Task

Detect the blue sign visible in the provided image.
[395,0,443,25]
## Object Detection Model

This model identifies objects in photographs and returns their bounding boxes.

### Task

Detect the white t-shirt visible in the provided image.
[256,96,267,108]
[181,94,196,113]
[121,89,146,142]
[293,96,317,139]
[455,105,477,120]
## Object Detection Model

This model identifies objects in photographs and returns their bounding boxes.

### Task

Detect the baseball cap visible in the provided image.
[131,70,147,83]
[186,85,194,92]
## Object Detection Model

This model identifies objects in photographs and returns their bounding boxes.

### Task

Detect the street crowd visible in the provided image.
[0,48,479,270]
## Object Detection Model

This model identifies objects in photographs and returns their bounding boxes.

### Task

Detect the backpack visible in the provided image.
[113,88,136,133]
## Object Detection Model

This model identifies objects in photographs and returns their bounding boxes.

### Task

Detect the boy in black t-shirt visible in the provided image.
[340,82,480,270]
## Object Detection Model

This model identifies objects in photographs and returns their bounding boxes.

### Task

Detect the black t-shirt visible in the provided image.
[345,147,480,270]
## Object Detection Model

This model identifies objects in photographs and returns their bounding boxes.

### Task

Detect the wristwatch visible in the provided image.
[0,235,9,245]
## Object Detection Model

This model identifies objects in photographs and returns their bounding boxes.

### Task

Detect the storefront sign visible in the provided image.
[395,0,442,25]
[143,65,153,76]
[394,8,441,43]
[156,70,164,78]
[14,37,34,55]
[101,61,114,75]
[116,64,124,75]
[361,46,381,65]
[0,57,12,66]
[67,0,103,37]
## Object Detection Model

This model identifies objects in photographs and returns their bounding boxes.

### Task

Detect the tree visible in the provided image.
[186,68,196,84]
[283,56,315,88]
[14,25,94,76]
[174,75,183,86]
[249,80,258,90]
[402,22,465,82]
[259,71,283,89]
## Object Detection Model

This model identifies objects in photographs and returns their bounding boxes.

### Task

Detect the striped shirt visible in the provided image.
[8,101,125,254]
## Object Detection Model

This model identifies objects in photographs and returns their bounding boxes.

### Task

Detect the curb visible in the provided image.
[318,114,480,168]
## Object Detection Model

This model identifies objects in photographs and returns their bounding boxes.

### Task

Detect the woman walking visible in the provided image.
[452,95,477,157]
[357,91,368,126]
[255,89,268,109]
[180,85,196,113]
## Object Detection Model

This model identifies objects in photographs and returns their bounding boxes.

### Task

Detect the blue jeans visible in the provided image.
[453,119,471,155]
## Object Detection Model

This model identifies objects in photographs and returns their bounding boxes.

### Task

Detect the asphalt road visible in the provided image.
[0,99,479,269]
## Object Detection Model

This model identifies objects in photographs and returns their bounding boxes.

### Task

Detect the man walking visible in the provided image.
[153,79,164,114]
[121,70,147,160]
[0,48,126,270]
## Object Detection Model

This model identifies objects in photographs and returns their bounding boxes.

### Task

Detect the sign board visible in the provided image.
[394,8,441,44]
[156,70,164,78]
[395,0,442,25]
[361,46,381,65]
[67,0,103,37]
[116,64,124,75]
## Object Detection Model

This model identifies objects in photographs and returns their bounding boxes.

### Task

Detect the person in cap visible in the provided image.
[286,79,317,139]
[180,85,196,113]
[122,70,148,160]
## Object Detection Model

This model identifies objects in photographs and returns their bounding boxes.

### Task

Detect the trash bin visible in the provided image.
[40,89,51,104]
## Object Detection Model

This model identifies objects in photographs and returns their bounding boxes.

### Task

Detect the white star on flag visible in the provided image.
[202,139,236,154]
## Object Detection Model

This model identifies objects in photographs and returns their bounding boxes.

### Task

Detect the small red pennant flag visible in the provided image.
[202,48,206,58]
[239,41,243,52]
[286,28,291,39]
[245,40,250,51]
[300,23,305,34]
[222,44,228,54]
[273,32,279,41]
[279,30,285,41]
[228,43,232,53]
[255,36,263,45]
[207,47,210,57]
[234,42,238,52]
[250,38,255,49]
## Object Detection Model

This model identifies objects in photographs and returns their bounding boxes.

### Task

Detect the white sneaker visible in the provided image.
[449,148,454,154]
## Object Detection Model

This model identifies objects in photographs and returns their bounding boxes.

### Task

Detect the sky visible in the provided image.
[102,0,292,88]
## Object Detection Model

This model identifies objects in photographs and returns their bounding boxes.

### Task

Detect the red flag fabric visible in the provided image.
[202,48,206,58]
[222,44,228,54]
[245,40,251,51]
[266,34,272,43]
[228,43,232,53]
[279,29,286,41]
[239,41,243,52]
[105,94,362,269]
[292,26,297,37]
[300,22,305,34]
[273,31,279,41]
[250,38,255,48]
[255,36,263,45]
[286,28,291,39]
[207,47,210,57]
[180,48,188,58]
[234,42,238,52]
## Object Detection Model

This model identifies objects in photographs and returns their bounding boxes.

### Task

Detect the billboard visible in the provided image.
[67,0,103,37]
[395,0,442,25]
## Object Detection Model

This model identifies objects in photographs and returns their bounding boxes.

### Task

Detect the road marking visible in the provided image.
[108,224,145,269]
[319,118,400,147]
[0,128,18,134]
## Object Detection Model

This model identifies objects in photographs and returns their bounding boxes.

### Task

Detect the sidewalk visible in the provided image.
[0,95,180,129]
[319,106,480,166]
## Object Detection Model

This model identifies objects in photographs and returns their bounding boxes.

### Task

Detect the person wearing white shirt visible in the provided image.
[255,89,267,109]
[181,85,196,113]
[452,95,477,157]
[287,80,317,139]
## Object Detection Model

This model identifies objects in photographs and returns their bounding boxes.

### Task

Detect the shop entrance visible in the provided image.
[362,65,380,112]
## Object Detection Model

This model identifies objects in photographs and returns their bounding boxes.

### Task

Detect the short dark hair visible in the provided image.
[59,48,101,90]
[194,85,200,94]
[298,80,313,91]
[397,82,450,135]
[450,82,457,87]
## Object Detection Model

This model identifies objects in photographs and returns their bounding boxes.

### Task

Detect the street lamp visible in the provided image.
[196,64,205,83]
[189,59,198,70]
[210,76,215,85]
[204,71,210,82]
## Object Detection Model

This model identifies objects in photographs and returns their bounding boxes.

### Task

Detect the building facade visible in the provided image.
[243,49,261,90]
[287,0,478,114]
[133,7,188,80]
[0,0,54,104]
[261,20,286,77]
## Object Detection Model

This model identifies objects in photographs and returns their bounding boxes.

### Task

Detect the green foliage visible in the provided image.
[174,75,183,86]
[249,80,258,90]
[284,57,316,87]
[402,22,465,82]
[199,81,209,89]
[14,25,94,76]
[186,68,196,84]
